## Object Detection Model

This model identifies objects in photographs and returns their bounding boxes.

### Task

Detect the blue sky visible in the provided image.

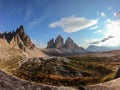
[0,0,120,48]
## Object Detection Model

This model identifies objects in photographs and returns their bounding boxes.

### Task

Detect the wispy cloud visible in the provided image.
[29,18,44,29]
[105,19,120,37]
[90,36,114,44]
[24,8,32,21]
[28,14,49,29]
[91,19,120,47]
[101,12,106,17]
[49,16,98,33]
[32,39,46,48]
[90,25,98,30]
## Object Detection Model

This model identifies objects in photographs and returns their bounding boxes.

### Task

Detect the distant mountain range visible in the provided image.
[87,45,120,52]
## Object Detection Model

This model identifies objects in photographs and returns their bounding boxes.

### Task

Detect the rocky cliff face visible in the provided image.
[64,37,79,48]
[55,35,64,48]
[44,35,88,56]
[47,35,79,49]
[0,25,46,58]
[47,38,55,48]
[0,25,34,51]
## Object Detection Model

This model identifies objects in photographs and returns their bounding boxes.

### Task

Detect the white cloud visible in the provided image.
[95,19,120,47]
[29,15,48,29]
[101,12,106,17]
[90,25,98,30]
[94,29,102,34]
[97,37,120,47]
[105,20,120,37]
[84,38,101,48]
[24,9,32,21]
[32,39,46,48]
[49,16,98,33]
[85,39,101,42]
[113,12,120,17]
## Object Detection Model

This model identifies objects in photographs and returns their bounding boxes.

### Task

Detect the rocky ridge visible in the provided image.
[0,25,46,58]
[0,25,34,51]
[47,35,79,49]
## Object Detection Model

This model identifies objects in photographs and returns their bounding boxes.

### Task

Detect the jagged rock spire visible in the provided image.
[64,37,74,48]
[47,35,79,49]
[0,25,35,51]
[47,38,55,48]
[55,35,64,48]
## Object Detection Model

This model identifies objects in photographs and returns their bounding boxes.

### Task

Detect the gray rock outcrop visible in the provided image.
[47,35,79,49]
[47,38,55,48]
[55,35,64,48]
[64,37,79,48]
[44,35,88,56]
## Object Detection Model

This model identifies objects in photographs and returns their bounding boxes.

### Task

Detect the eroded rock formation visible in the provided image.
[0,25,46,58]
[44,35,88,56]
[47,35,79,49]
[55,35,64,48]
[47,38,55,48]
[64,37,79,48]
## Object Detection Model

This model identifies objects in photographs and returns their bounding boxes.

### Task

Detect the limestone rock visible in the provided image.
[55,35,64,48]
[0,25,35,51]
[64,37,78,48]
[15,25,34,49]
[45,35,88,56]
[47,38,55,48]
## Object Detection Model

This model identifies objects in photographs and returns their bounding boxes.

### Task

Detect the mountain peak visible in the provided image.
[47,35,79,49]
[64,37,76,48]
[55,35,64,48]
[16,25,25,35]
[0,25,35,51]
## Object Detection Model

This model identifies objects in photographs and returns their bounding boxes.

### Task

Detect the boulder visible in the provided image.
[115,67,120,79]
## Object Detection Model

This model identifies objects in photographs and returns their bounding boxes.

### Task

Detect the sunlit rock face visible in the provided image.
[0,25,35,51]
[0,25,46,58]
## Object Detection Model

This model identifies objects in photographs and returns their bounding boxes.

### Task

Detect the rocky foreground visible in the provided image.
[0,70,77,90]
[86,78,120,90]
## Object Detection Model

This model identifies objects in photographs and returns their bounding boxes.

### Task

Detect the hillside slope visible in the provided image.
[86,78,120,90]
[0,70,77,90]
